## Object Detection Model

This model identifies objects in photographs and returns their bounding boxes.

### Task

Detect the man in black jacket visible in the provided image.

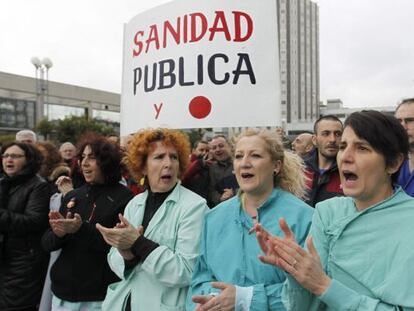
[304,115,344,207]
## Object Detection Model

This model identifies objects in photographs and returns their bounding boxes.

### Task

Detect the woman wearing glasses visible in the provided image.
[41,134,134,311]
[0,141,50,310]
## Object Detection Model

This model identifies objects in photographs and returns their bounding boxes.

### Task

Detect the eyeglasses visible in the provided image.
[397,117,414,125]
[1,153,25,159]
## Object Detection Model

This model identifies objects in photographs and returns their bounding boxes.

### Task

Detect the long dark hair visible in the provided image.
[76,133,122,184]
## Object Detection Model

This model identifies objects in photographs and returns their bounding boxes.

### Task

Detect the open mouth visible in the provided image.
[83,170,93,176]
[161,174,172,181]
[343,170,358,181]
[241,173,254,179]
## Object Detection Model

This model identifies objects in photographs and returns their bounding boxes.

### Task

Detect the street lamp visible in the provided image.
[31,57,53,123]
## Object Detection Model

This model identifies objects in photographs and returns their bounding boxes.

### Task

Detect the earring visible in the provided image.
[139,175,146,186]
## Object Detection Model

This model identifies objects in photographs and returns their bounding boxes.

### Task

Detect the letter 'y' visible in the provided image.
[154,103,163,119]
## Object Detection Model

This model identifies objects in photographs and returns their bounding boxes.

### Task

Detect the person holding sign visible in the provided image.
[97,128,208,311]
[187,128,313,311]
[256,111,414,310]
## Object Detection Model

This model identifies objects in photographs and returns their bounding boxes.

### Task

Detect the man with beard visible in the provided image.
[304,115,343,206]
[395,98,414,196]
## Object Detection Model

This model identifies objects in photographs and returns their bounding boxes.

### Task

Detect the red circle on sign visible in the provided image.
[189,96,212,119]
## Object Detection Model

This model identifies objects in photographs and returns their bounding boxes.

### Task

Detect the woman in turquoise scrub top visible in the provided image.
[257,110,414,310]
[187,128,313,311]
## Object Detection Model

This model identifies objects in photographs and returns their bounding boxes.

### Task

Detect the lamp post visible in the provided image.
[31,57,53,123]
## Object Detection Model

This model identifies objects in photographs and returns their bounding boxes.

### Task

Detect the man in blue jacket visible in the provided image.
[395,97,414,196]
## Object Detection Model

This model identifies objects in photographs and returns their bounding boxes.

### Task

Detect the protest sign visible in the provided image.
[121,0,280,135]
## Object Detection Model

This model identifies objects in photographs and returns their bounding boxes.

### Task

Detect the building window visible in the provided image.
[0,97,36,128]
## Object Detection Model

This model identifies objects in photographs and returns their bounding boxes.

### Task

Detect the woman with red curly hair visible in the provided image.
[96,128,208,311]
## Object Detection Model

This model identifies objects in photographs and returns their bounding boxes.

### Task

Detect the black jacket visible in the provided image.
[304,149,343,207]
[0,174,50,311]
[42,183,134,302]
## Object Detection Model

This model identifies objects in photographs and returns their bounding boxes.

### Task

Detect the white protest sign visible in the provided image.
[121,0,280,135]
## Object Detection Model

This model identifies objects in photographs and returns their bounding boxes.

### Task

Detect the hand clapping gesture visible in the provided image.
[96,214,143,260]
[55,176,74,196]
[49,210,82,237]
[255,218,331,296]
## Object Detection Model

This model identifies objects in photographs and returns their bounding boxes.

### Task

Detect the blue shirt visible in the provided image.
[397,159,414,197]
[186,189,313,311]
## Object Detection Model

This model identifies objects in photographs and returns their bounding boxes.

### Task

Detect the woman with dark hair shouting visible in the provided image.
[257,111,414,310]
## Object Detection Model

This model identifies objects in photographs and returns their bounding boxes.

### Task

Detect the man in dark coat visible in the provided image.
[304,115,344,206]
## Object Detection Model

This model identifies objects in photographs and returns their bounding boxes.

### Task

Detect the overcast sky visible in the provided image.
[1,0,413,108]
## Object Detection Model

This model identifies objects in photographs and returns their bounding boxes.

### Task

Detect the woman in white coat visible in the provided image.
[97,128,208,311]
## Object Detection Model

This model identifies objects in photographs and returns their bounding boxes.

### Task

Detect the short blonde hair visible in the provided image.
[235,128,307,199]
[125,128,191,182]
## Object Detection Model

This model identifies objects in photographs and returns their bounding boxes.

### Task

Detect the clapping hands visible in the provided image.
[96,214,143,260]
[255,218,331,296]
[49,210,82,237]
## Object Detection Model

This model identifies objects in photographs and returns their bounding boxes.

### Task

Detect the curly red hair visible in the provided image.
[125,128,191,182]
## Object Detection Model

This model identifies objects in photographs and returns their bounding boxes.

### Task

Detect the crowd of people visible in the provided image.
[1,98,414,310]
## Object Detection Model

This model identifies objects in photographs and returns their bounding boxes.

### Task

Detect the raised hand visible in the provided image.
[272,236,331,295]
[49,210,82,237]
[55,176,74,196]
[256,218,331,296]
[255,217,296,267]
[96,213,142,250]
